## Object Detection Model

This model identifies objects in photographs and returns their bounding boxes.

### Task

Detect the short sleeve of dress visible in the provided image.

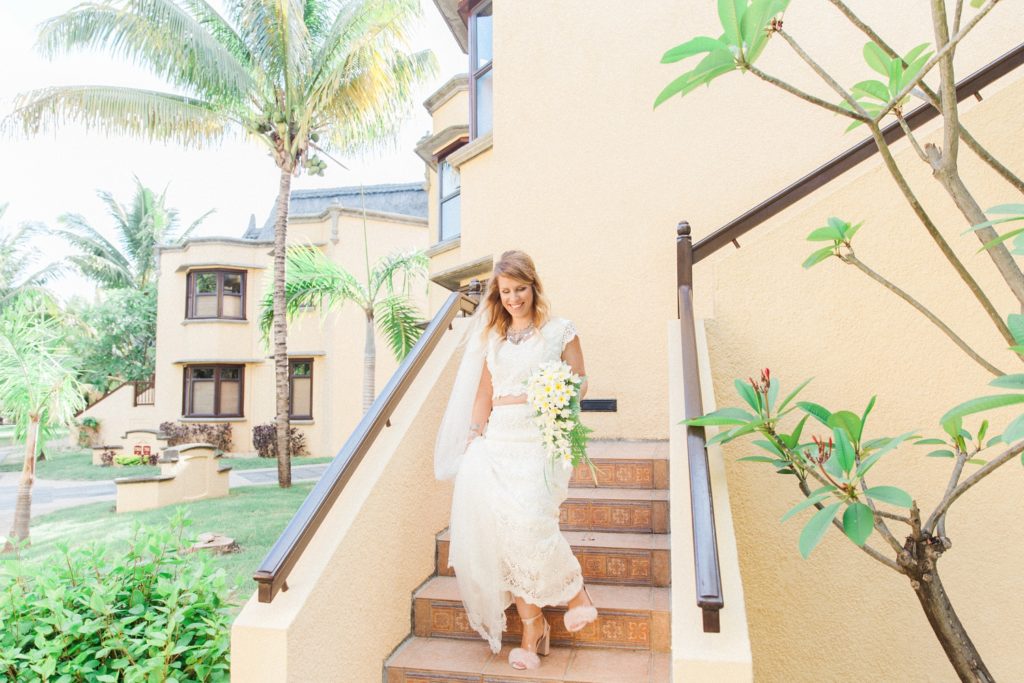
[561,318,578,351]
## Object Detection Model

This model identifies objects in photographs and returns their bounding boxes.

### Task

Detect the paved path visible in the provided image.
[0,464,328,537]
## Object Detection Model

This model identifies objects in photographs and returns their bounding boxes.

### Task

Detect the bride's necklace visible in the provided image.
[506,322,536,345]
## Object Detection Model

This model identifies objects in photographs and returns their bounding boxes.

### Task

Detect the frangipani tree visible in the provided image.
[660,1,1024,679]
[5,0,437,486]
[260,244,427,412]
[0,299,85,552]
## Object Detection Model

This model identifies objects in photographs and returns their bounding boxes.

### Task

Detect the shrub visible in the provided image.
[114,453,144,467]
[76,416,100,448]
[159,422,232,452]
[0,510,232,681]
[99,448,115,467]
[251,423,308,458]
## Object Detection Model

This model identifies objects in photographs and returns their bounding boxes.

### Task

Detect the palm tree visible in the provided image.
[0,298,85,552]
[0,203,62,307]
[260,244,427,412]
[6,0,436,486]
[57,178,213,289]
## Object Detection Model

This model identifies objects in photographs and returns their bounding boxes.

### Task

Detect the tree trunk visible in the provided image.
[4,416,39,552]
[273,167,292,488]
[906,539,994,682]
[363,312,375,413]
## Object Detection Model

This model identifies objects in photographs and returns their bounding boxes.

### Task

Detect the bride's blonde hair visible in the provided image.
[481,250,550,339]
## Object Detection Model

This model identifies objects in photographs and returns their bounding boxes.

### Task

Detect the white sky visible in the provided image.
[0,1,467,300]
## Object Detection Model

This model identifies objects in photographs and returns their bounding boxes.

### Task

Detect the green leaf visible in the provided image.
[798,401,832,426]
[740,0,789,63]
[991,373,1024,389]
[833,427,856,474]
[661,36,728,63]
[737,455,781,464]
[829,410,863,444]
[887,56,903,98]
[968,458,987,465]
[978,227,1024,252]
[941,414,963,441]
[977,419,989,445]
[683,406,754,426]
[860,395,877,431]
[845,221,864,242]
[988,203,1024,214]
[851,79,889,101]
[718,0,746,49]
[735,378,761,412]
[1008,315,1024,345]
[914,438,947,445]
[781,491,833,523]
[807,224,844,242]
[1002,413,1024,443]
[927,449,955,458]
[654,48,737,107]
[778,377,813,413]
[803,246,835,269]
[864,485,913,508]
[856,431,918,477]
[941,394,1024,425]
[863,42,891,77]
[787,414,810,449]
[843,503,874,546]
[903,42,931,66]
[766,377,779,413]
[753,439,784,456]
[799,502,842,558]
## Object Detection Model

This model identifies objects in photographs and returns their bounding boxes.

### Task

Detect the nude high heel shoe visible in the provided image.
[508,612,550,670]
[563,586,598,633]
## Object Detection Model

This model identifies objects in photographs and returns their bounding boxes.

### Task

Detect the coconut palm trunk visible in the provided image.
[273,168,292,488]
[363,312,376,413]
[4,415,39,551]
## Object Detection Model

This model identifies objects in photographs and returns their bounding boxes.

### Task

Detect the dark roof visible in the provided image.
[244,182,428,240]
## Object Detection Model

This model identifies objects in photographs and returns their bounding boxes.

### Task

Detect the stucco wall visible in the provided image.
[153,210,427,456]
[79,382,158,447]
[704,69,1024,682]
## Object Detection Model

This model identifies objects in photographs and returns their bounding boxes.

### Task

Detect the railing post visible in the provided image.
[676,220,724,633]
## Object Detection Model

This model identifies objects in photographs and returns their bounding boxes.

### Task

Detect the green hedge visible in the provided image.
[0,511,232,681]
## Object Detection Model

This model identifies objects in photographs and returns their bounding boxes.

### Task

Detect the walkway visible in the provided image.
[0,464,328,537]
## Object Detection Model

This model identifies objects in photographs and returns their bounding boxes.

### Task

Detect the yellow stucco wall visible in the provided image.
[418,1,1024,680]
[79,382,158,446]
[704,68,1024,682]
[151,208,428,456]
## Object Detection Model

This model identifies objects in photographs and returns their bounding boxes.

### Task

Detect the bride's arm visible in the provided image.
[562,336,588,399]
[468,363,493,442]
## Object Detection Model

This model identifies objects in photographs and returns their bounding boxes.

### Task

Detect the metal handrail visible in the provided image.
[254,283,481,603]
[677,222,723,633]
[692,41,1024,263]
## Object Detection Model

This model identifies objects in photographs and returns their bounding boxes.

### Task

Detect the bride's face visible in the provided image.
[497,275,533,323]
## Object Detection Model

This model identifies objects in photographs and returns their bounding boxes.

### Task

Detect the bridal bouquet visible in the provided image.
[525,360,596,481]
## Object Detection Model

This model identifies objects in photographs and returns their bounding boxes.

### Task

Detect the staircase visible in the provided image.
[384,440,672,682]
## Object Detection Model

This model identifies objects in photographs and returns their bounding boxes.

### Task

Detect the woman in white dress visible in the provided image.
[434,250,598,670]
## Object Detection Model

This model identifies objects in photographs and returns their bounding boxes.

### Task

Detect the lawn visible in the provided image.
[2,482,316,606]
[0,447,334,481]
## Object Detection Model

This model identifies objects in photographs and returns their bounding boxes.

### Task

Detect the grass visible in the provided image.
[2,482,316,606]
[0,448,334,481]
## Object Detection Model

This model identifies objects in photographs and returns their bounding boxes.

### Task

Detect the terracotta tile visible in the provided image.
[651,550,671,587]
[564,649,653,683]
[650,611,671,653]
[653,460,670,490]
[481,644,572,680]
[389,637,493,672]
[651,501,669,534]
[651,653,672,682]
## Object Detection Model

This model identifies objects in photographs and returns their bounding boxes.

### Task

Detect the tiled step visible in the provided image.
[385,636,670,683]
[412,576,670,652]
[570,440,669,490]
[560,487,670,534]
[436,529,670,587]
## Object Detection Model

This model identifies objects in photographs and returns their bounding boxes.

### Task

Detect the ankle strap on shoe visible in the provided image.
[520,612,544,625]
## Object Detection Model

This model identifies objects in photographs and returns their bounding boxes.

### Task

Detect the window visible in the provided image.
[469,1,493,138]
[439,158,461,241]
[183,365,244,417]
[187,269,246,319]
[289,359,313,419]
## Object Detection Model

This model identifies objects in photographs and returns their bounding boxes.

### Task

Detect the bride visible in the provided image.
[434,250,597,670]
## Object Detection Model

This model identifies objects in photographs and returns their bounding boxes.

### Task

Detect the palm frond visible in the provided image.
[369,249,428,299]
[36,0,255,107]
[237,0,311,103]
[258,244,365,339]
[373,293,423,361]
[174,208,215,244]
[55,213,135,288]
[179,0,255,69]
[5,86,233,149]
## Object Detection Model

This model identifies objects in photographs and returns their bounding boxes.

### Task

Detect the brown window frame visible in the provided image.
[182,364,245,418]
[288,358,314,420]
[186,269,247,320]
[469,0,493,140]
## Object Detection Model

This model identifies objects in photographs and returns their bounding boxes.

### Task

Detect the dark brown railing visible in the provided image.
[133,377,155,406]
[676,41,1024,634]
[254,283,481,603]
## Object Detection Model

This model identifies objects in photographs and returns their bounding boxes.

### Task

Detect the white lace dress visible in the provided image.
[447,317,584,653]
